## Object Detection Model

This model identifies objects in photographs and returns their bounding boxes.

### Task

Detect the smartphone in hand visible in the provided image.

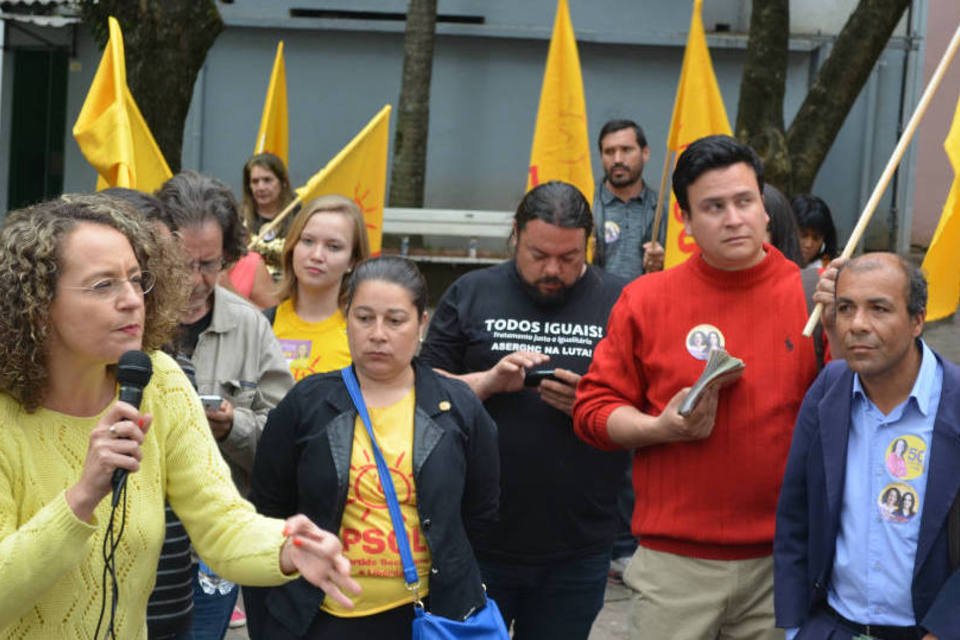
[524,369,559,387]
[199,394,223,411]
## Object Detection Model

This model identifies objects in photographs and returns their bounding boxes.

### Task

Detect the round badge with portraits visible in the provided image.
[884,435,926,480]
[685,324,724,361]
[877,483,919,524]
[604,220,621,244]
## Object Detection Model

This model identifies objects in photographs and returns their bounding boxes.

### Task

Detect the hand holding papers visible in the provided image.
[678,349,745,417]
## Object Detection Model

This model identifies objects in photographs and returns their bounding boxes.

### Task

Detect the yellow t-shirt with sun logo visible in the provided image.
[272,299,352,381]
[322,388,432,617]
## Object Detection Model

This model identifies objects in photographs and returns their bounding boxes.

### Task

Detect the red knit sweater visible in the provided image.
[574,246,818,559]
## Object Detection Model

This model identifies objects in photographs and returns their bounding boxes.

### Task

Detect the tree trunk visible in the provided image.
[785,0,910,193]
[735,0,791,192]
[737,0,910,196]
[79,1,223,173]
[388,0,438,208]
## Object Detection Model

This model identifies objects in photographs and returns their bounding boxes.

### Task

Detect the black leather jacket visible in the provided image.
[244,359,500,638]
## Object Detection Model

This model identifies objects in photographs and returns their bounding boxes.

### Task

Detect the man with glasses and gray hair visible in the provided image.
[157,170,293,639]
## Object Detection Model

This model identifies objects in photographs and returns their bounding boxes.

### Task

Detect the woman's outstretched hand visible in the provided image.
[279,514,362,608]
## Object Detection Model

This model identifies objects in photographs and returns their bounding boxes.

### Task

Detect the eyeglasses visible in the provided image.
[186,258,225,275]
[62,271,156,299]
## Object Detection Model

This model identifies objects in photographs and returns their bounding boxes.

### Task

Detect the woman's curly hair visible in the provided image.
[0,194,190,411]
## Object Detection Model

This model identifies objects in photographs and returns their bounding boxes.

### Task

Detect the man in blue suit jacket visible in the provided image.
[775,253,960,640]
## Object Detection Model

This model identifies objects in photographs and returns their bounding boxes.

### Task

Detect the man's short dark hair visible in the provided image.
[672,135,764,213]
[598,119,647,151]
[837,253,928,319]
[514,181,593,239]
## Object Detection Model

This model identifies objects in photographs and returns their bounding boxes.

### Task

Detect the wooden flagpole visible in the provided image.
[803,22,960,337]
[247,196,301,250]
[651,149,674,247]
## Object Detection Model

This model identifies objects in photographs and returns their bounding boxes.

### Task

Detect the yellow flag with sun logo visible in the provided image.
[295,105,391,255]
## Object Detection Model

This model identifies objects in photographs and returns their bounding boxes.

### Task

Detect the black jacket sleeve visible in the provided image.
[458,385,500,549]
[248,387,301,518]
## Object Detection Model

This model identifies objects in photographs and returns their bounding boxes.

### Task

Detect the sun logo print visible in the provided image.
[352,184,380,232]
[347,449,414,523]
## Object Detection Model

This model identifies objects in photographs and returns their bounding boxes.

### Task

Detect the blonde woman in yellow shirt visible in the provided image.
[267,195,371,381]
[0,195,360,639]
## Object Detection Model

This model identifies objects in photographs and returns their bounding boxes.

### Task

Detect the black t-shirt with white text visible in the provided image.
[420,261,629,564]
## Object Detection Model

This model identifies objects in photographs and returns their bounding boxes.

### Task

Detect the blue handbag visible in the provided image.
[341,366,509,640]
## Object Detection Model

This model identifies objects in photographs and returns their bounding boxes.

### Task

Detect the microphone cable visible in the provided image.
[94,350,152,638]
[94,472,129,639]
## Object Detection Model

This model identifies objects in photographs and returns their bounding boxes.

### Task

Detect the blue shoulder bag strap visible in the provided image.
[340,366,421,589]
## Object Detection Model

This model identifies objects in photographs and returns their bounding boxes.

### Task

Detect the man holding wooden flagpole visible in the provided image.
[592,119,666,279]
[775,252,958,640]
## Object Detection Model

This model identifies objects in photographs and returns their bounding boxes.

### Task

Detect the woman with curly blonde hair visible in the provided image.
[0,194,359,639]
[0,194,186,409]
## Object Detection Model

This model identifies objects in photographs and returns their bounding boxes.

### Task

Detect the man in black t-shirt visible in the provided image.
[420,181,627,640]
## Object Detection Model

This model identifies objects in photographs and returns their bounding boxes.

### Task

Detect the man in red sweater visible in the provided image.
[574,135,819,640]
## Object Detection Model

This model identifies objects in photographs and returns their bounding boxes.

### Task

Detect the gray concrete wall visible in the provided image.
[62,25,100,195]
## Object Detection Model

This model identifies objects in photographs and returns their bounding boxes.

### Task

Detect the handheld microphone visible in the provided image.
[112,350,153,505]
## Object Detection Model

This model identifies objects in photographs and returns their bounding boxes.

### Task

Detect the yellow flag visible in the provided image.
[922,95,960,321]
[254,41,289,166]
[295,105,391,255]
[73,16,172,192]
[526,0,593,202]
[663,0,733,269]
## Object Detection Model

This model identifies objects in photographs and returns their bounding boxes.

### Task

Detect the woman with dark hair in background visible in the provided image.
[241,152,298,279]
[792,194,838,270]
[266,195,371,381]
[762,184,803,267]
[246,256,501,639]
[0,194,358,639]
[221,152,297,305]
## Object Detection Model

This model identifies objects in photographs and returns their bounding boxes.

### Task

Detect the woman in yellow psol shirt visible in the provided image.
[266,195,370,381]
[246,257,501,639]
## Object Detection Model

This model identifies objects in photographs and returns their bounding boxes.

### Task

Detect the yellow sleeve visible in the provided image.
[150,352,292,586]
[0,470,98,630]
